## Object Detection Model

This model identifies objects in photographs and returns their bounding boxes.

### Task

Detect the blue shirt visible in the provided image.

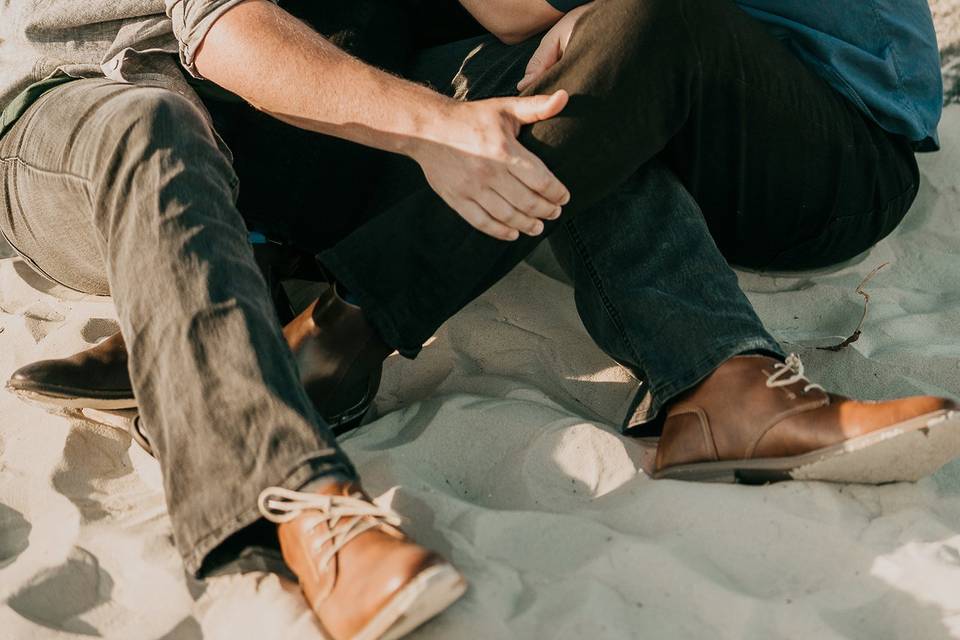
[550,0,943,150]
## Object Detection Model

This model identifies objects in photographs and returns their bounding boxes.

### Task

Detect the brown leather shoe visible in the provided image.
[654,354,960,484]
[6,332,136,410]
[284,285,392,435]
[260,483,466,640]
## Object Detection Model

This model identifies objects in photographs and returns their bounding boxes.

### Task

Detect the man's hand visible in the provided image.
[410,91,571,241]
[517,2,594,92]
[194,0,572,241]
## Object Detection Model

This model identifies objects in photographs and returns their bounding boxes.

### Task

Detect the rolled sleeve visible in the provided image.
[165,0,276,78]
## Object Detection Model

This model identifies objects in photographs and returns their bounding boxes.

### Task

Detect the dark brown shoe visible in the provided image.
[8,285,391,437]
[6,333,136,410]
[654,354,960,484]
[260,483,466,640]
[284,285,392,435]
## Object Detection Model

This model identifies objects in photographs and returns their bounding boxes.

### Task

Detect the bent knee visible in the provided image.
[102,87,216,150]
[584,0,696,41]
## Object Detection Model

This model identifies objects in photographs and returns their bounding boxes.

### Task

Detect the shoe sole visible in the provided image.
[6,383,137,410]
[655,409,960,485]
[354,562,467,640]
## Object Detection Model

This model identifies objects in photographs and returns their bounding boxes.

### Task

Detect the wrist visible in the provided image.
[399,97,461,161]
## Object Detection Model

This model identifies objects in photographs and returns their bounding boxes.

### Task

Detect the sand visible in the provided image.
[3,7,960,639]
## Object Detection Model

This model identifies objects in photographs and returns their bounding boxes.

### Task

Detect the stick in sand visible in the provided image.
[818,262,890,352]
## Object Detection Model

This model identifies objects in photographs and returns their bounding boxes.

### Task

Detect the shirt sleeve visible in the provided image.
[165,0,279,78]
[546,0,593,11]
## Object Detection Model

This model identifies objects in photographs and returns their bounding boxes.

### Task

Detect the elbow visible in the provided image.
[484,14,553,46]
[491,27,540,46]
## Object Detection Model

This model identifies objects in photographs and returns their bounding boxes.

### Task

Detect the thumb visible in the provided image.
[517,35,563,92]
[507,90,569,125]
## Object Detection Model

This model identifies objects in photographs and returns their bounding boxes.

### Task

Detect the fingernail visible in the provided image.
[561,193,571,205]
[550,206,562,219]
[531,222,544,235]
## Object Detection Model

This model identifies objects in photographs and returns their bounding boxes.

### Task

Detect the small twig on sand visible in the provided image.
[818,262,890,352]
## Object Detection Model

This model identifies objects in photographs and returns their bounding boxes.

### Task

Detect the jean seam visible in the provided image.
[564,220,646,371]
[185,456,357,576]
[0,155,92,185]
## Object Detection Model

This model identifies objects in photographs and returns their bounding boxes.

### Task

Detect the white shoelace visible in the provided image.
[764,353,825,394]
[258,486,403,571]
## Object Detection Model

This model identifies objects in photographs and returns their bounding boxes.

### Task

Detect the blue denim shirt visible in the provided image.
[551,0,943,149]
[738,0,942,150]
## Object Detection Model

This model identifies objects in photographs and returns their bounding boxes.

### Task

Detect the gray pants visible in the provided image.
[0,79,355,576]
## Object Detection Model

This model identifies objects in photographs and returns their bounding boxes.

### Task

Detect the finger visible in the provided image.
[475,190,544,237]
[505,140,571,205]
[458,199,520,241]
[518,35,563,92]
[507,90,569,125]
[493,174,562,221]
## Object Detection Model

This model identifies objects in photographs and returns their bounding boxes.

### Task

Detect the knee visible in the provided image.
[584,0,688,41]
[91,87,239,224]
[105,87,216,154]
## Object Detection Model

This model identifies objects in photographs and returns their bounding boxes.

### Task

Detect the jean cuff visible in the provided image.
[317,248,422,359]
[185,454,357,578]
[621,336,786,433]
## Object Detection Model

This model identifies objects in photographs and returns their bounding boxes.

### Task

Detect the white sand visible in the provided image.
[3,10,960,638]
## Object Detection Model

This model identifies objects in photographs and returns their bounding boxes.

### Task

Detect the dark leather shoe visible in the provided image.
[6,333,136,410]
[284,285,393,435]
[261,483,466,640]
[654,354,960,484]
[8,284,391,437]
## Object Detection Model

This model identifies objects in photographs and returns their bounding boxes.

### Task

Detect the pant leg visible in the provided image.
[0,78,355,576]
[319,0,918,356]
[548,163,783,432]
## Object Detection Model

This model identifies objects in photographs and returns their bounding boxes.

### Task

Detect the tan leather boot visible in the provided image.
[654,354,960,484]
[260,483,466,640]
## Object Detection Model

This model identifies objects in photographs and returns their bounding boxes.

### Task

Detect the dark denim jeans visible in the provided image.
[321,0,920,428]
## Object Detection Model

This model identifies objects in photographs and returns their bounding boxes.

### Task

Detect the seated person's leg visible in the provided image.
[0,78,464,637]
[546,162,783,431]
[9,0,421,419]
[0,76,351,568]
[319,0,957,483]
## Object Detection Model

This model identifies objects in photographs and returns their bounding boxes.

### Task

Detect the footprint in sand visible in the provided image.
[0,504,32,570]
[23,302,68,343]
[81,318,121,343]
[7,547,113,636]
[7,546,113,636]
[52,420,134,522]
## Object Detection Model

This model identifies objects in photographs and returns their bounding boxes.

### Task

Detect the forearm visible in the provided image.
[457,0,563,44]
[193,0,450,156]
[192,0,571,243]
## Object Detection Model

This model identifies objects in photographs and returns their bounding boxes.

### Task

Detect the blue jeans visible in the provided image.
[322,6,918,430]
[548,162,783,432]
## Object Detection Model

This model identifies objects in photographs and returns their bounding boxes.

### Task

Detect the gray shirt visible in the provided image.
[0,0,253,125]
